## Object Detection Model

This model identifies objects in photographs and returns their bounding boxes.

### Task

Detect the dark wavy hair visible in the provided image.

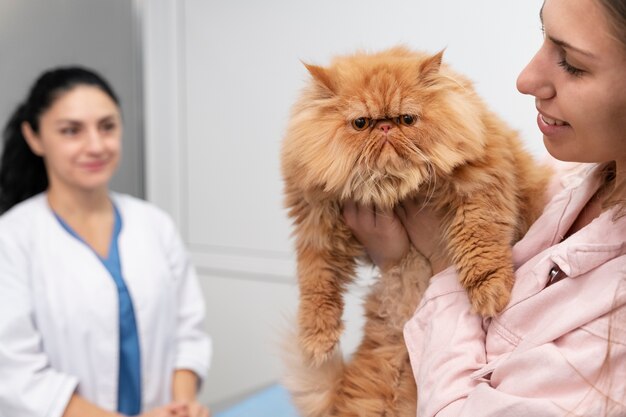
[0,67,120,214]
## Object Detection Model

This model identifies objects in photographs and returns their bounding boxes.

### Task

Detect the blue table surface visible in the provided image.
[214,384,300,417]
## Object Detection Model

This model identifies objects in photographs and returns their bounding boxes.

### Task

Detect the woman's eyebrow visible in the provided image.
[548,36,597,58]
[54,113,118,124]
[98,114,118,122]
[54,119,82,125]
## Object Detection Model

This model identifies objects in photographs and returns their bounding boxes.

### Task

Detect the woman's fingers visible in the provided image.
[168,402,189,417]
[342,200,410,271]
[396,199,451,275]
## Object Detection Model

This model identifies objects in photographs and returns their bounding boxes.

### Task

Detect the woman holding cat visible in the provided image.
[344,0,626,415]
[0,67,211,417]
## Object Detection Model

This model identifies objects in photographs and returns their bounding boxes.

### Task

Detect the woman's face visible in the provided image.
[23,85,122,195]
[517,0,626,167]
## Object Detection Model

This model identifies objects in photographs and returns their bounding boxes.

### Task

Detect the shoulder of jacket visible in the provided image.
[112,193,177,235]
[0,195,49,256]
[112,193,170,219]
[0,194,47,231]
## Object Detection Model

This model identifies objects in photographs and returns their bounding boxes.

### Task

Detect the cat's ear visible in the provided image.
[303,62,336,95]
[419,49,445,78]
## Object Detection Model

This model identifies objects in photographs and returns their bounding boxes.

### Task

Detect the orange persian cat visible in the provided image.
[281,47,551,416]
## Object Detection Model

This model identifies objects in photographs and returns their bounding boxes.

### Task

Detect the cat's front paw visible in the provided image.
[299,298,343,366]
[299,327,343,367]
[465,267,514,317]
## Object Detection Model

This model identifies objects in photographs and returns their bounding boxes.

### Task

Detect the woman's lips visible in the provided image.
[540,113,569,127]
[81,160,108,171]
[536,112,571,136]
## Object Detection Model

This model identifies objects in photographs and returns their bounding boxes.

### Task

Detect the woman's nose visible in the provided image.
[516,46,556,100]
[85,129,105,152]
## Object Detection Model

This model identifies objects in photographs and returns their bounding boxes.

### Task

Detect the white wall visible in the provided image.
[142,0,545,408]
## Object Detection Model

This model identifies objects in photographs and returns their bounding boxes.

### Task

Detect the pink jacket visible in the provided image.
[403,164,626,416]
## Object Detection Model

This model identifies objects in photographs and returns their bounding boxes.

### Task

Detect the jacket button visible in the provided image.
[548,266,559,279]
[547,265,566,286]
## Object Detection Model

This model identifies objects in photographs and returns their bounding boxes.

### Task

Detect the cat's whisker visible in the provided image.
[409,146,437,209]
[423,161,437,208]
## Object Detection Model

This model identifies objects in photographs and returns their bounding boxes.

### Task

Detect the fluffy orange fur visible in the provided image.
[281,46,551,416]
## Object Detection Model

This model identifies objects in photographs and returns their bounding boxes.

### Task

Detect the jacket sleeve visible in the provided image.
[164,218,212,382]
[404,268,626,417]
[0,232,78,417]
[403,267,486,417]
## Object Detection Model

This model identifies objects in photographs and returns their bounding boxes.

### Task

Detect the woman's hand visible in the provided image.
[171,370,210,416]
[342,199,450,275]
[138,403,189,417]
[396,199,450,275]
[342,201,410,272]
[181,401,210,417]
[137,401,210,417]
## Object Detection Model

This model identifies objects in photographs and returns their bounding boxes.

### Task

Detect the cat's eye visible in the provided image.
[351,117,371,131]
[399,115,417,126]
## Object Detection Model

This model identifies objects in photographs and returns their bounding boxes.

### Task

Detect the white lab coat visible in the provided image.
[0,193,211,417]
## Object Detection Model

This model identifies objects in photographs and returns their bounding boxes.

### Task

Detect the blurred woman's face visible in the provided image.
[516,0,626,168]
[23,85,122,195]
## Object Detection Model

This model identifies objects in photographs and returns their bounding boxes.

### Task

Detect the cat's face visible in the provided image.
[282,47,488,208]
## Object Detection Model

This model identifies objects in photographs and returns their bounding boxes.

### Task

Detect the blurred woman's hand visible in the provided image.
[342,201,410,272]
[138,402,189,417]
[182,401,210,417]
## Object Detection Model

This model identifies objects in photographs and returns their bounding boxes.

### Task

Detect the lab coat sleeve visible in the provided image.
[165,219,212,382]
[0,233,78,417]
[404,268,626,417]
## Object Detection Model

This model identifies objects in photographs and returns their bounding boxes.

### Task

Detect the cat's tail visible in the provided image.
[282,327,343,417]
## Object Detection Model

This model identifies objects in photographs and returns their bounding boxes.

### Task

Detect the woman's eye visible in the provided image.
[351,117,371,131]
[558,59,584,77]
[400,114,417,126]
[101,122,117,132]
[60,127,79,136]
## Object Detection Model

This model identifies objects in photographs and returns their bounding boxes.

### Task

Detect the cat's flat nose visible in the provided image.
[379,122,393,134]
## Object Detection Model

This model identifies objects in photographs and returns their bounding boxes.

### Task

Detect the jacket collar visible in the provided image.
[489,166,626,353]
[504,164,626,310]
[513,164,625,277]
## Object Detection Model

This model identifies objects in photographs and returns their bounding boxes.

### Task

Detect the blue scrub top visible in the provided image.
[54,204,142,415]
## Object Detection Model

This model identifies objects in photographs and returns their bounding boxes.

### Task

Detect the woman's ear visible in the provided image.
[21,122,45,156]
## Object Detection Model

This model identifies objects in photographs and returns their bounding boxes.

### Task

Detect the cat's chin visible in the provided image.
[342,169,427,209]
[375,142,401,169]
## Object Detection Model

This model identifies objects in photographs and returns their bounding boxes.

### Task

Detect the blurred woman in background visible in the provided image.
[0,67,211,417]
